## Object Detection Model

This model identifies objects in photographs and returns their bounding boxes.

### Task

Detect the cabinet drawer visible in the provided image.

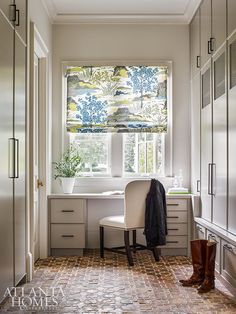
[167,199,187,211]
[221,240,236,288]
[167,223,187,236]
[161,236,187,248]
[167,211,187,223]
[51,224,85,248]
[195,223,206,239]
[50,199,85,223]
[207,230,220,272]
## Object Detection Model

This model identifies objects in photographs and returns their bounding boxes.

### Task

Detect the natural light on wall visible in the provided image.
[66,65,168,176]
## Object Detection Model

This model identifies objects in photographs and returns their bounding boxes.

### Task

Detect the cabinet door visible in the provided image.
[228,0,236,37]
[195,223,206,239]
[207,230,220,272]
[212,0,226,53]
[14,0,27,45]
[190,9,200,77]
[0,11,14,302]
[212,47,227,230]
[228,34,236,235]
[201,62,212,222]
[0,0,14,23]
[14,34,26,285]
[200,0,212,67]
[191,74,201,194]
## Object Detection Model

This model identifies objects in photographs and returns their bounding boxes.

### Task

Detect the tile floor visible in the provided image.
[1,250,236,313]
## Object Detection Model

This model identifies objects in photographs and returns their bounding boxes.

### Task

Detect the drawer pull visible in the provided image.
[61,235,74,238]
[167,216,179,219]
[167,204,179,206]
[61,210,75,213]
[223,244,236,255]
[168,228,179,231]
[167,241,179,244]
[208,234,218,243]
[196,226,203,232]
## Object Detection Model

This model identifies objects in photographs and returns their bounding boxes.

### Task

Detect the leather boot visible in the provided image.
[179,239,207,286]
[198,241,216,293]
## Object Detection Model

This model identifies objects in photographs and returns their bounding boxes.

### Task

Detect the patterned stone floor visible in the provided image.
[1,250,236,313]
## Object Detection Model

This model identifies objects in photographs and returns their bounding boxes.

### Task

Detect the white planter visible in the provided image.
[60,177,75,194]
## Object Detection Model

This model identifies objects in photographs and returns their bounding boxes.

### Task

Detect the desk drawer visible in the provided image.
[167,223,187,236]
[51,199,85,223]
[167,199,187,211]
[167,211,187,223]
[162,235,187,248]
[51,224,85,248]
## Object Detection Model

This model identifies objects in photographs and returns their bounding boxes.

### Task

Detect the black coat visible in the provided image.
[144,179,167,247]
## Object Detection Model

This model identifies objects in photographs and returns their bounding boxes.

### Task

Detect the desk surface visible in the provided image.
[48,193,192,199]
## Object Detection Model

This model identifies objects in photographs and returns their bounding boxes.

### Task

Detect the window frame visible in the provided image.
[62,60,173,178]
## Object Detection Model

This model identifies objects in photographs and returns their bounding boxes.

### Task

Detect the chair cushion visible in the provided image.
[99,215,125,229]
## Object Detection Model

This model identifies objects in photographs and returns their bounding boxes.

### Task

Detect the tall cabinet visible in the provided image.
[0,0,27,302]
[191,0,236,290]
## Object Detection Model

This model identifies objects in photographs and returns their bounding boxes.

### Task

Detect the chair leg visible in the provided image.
[100,226,104,258]
[133,230,137,253]
[124,230,134,266]
[152,247,160,262]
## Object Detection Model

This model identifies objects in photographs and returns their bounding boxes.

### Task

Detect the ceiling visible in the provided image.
[42,0,201,24]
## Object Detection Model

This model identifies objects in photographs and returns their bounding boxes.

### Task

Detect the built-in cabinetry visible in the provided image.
[0,0,27,302]
[48,198,86,256]
[190,0,236,290]
[48,195,192,256]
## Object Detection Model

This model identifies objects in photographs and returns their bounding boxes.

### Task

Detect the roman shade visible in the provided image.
[66,65,168,133]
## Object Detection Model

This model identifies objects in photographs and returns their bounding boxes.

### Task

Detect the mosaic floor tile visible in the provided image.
[0,250,236,313]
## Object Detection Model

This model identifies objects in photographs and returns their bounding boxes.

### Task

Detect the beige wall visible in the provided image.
[52,24,190,191]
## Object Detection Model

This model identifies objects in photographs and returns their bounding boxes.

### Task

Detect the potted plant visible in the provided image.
[54,144,82,194]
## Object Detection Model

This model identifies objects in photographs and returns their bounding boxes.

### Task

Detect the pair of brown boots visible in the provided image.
[179,239,217,293]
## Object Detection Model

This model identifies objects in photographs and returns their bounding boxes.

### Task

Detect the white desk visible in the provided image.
[48,193,192,256]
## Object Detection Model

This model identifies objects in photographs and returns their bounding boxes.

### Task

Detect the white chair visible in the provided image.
[99,180,160,266]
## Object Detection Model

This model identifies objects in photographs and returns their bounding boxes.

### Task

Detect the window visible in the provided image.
[124,133,165,176]
[64,63,171,178]
[70,133,110,175]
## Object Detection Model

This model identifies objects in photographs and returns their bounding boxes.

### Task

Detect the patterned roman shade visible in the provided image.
[66,65,168,133]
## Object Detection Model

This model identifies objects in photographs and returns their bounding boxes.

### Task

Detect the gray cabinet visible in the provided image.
[190,73,201,195]
[221,240,236,288]
[190,9,200,78]
[212,46,227,230]
[0,0,26,301]
[200,62,212,222]
[228,33,236,235]
[212,0,226,53]
[0,0,14,23]
[14,0,27,44]
[228,0,236,37]
[0,11,14,303]
[14,34,26,286]
[200,0,212,67]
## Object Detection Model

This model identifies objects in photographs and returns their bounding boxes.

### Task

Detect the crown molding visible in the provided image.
[42,0,201,25]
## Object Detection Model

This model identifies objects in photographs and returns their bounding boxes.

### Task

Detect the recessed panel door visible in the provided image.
[228,35,236,235]
[212,47,227,229]
[0,11,14,302]
[228,0,236,37]
[190,9,200,77]
[212,0,226,53]
[200,0,212,67]
[201,63,212,222]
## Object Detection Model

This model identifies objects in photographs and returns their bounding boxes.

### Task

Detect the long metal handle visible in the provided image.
[9,4,16,22]
[210,37,214,52]
[208,40,211,54]
[212,163,216,196]
[14,139,19,178]
[197,180,200,192]
[15,9,20,26]
[8,138,15,178]
[167,204,179,207]
[197,56,200,68]
[208,163,212,195]
[223,244,236,255]
[62,210,74,213]
[61,235,74,238]
[168,228,179,231]
[167,216,179,219]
